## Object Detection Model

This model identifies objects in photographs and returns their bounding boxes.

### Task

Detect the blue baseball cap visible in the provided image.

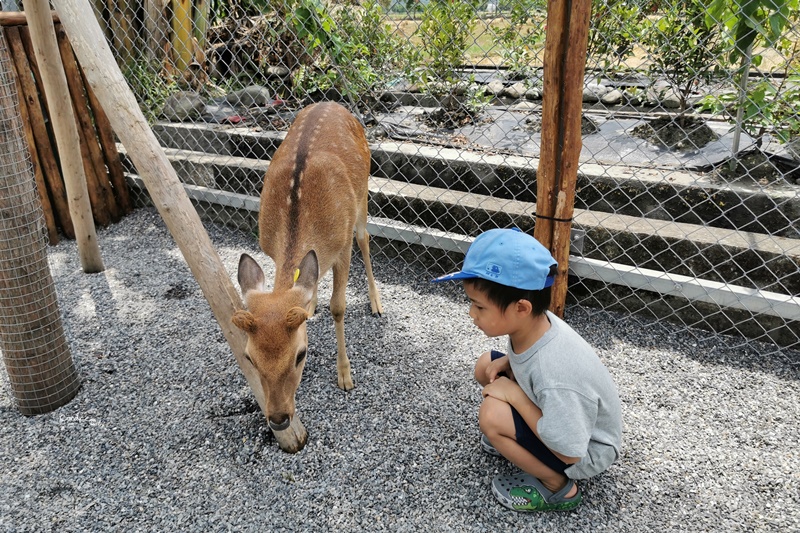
[431,228,557,290]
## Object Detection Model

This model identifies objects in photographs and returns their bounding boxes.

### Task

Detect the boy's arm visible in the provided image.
[485,354,515,382]
[482,377,581,464]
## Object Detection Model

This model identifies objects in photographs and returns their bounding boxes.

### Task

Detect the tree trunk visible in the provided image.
[0,30,80,415]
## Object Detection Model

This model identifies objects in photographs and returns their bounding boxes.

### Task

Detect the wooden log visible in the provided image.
[55,23,119,224]
[52,0,269,415]
[5,26,75,239]
[534,0,592,318]
[77,47,132,215]
[21,24,110,229]
[0,11,58,26]
[106,0,136,66]
[0,29,80,415]
[144,0,169,62]
[24,0,104,273]
[4,28,59,244]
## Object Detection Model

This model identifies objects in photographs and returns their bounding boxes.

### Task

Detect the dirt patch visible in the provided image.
[420,104,481,130]
[524,114,599,135]
[630,115,719,151]
[711,149,800,185]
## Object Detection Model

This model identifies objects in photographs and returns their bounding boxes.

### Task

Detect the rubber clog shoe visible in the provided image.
[491,472,582,512]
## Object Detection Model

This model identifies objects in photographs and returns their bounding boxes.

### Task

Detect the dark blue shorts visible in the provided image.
[490,350,568,475]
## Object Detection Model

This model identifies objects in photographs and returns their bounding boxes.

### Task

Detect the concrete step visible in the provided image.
[118,145,799,299]
[150,121,800,239]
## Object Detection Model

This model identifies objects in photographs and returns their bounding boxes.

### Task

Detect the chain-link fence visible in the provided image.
[53,0,800,354]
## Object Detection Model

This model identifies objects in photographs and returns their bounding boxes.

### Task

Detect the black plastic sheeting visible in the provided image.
[375,106,758,171]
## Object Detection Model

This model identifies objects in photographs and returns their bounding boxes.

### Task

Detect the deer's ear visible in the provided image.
[232,310,257,334]
[293,250,319,297]
[237,253,266,296]
[285,306,309,331]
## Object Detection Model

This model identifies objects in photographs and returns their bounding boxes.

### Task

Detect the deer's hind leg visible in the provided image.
[331,249,354,391]
[354,203,383,317]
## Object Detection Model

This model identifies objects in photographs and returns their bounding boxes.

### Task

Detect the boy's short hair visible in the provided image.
[464,277,553,315]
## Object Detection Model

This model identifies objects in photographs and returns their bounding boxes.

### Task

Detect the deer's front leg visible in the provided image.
[331,259,353,391]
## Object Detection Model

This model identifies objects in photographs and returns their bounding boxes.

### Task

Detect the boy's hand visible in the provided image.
[481,376,523,405]
[485,355,514,383]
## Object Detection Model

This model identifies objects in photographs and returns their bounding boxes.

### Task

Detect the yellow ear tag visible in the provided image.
[293,269,300,283]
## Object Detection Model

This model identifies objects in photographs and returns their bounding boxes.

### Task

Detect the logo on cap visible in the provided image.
[485,263,502,278]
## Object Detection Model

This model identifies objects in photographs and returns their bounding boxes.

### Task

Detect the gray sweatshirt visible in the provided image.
[507,311,622,479]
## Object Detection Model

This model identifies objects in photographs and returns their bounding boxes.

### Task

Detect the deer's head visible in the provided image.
[232,251,319,433]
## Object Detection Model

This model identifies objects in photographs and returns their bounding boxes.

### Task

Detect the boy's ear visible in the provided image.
[515,298,533,316]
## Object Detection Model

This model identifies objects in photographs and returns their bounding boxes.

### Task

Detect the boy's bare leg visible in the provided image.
[478,395,578,498]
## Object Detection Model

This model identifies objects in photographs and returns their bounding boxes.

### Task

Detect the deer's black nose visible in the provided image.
[268,414,290,431]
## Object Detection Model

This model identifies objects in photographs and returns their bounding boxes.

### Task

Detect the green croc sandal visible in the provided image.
[491,472,582,512]
[480,434,501,457]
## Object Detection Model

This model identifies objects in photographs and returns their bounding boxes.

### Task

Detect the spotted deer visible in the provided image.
[232,102,383,453]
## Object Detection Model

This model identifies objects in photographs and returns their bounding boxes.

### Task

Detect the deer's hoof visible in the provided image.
[338,373,355,391]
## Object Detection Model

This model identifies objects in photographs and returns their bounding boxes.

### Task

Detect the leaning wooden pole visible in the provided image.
[23,0,104,273]
[534,0,591,318]
[50,0,268,414]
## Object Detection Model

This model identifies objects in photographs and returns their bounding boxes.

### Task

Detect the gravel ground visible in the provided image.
[1,207,798,532]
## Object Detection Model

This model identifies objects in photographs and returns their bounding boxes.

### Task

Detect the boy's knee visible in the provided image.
[478,396,508,437]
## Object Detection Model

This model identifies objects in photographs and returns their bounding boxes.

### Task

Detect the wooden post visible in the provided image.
[80,69,133,216]
[0,30,80,415]
[55,23,119,224]
[51,0,269,415]
[144,0,169,62]
[534,0,592,318]
[5,28,58,244]
[5,26,75,239]
[24,0,105,273]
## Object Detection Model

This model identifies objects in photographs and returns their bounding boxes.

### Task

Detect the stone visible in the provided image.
[524,87,542,100]
[161,91,205,122]
[266,65,291,78]
[502,82,527,100]
[783,138,800,163]
[660,88,683,109]
[647,81,683,108]
[583,82,611,103]
[601,89,624,106]
[485,80,505,96]
[224,85,272,108]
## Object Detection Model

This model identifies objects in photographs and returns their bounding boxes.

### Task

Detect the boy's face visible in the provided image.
[464,282,511,338]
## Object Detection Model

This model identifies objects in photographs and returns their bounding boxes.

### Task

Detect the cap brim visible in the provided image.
[430,271,479,283]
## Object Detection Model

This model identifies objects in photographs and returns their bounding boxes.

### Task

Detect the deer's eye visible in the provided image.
[296,349,307,367]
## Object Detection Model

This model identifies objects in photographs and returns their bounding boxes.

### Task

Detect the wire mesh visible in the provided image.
[73,0,798,354]
[0,28,80,414]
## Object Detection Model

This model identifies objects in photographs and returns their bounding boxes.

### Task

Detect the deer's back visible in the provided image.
[258,103,370,277]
